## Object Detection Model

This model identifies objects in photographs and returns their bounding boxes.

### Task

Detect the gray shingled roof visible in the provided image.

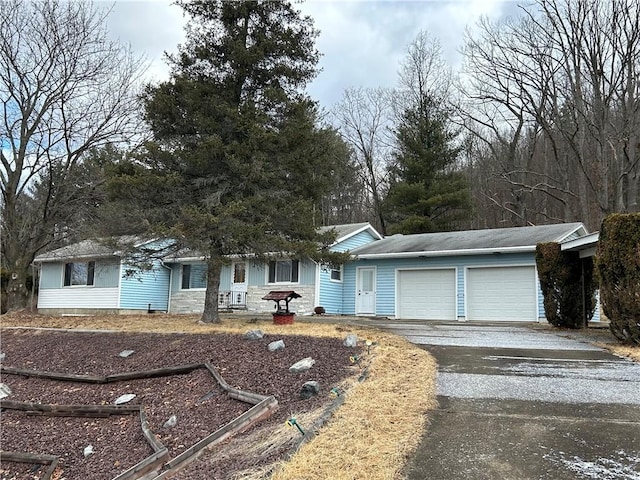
[351,223,586,257]
[34,236,142,262]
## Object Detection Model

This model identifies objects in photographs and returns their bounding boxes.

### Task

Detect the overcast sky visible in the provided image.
[105,0,522,109]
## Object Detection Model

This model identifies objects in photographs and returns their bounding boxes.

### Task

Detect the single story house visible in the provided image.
[33,223,382,316]
[33,222,597,323]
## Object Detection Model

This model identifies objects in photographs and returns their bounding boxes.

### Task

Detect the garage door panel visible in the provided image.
[398,269,456,320]
[467,266,536,321]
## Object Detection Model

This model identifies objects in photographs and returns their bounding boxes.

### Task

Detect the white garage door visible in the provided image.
[397,269,456,320]
[467,266,537,321]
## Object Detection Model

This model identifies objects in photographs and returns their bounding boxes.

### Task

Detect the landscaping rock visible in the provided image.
[163,415,177,428]
[83,445,94,458]
[268,340,285,352]
[343,334,358,347]
[289,357,315,373]
[0,352,5,361]
[118,350,135,358]
[244,329,264,340]
[299,381,320,399]
[114,393,136,405]
[0,383,11,399]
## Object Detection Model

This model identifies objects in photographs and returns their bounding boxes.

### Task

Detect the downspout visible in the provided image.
[314,261,321,311]
[160,261,173,314]
[31,263,38,312]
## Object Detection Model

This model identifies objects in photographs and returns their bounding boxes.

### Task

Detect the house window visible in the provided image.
[181,264,207,289]
[64,261,95,286]
[330,265,343,282]
[268,259,299,284]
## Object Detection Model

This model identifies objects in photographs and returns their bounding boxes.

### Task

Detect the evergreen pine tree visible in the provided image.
[111,0,346,322]
[385,96,472,234]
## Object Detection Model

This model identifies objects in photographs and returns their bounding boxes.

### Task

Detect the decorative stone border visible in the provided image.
[0,363,278,480]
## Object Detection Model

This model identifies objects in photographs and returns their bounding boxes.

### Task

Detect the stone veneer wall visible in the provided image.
[246,285,316,315]
[170,290,206,314]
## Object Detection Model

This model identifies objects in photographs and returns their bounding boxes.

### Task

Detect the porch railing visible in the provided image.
[218,290,247,310]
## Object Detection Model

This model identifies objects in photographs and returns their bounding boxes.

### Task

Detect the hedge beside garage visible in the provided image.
[596,213,640,345]
[536,242,596,329]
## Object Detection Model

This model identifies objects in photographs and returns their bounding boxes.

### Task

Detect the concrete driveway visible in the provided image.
[373,322,640,479]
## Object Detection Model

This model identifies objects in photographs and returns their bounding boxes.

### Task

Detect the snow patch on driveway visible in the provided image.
[498,360,640,382]
[438,372,640,404]
[544,450,640,479]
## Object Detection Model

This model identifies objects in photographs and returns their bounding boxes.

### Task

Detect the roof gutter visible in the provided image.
[354,245,535,259]
[33,253,118,264]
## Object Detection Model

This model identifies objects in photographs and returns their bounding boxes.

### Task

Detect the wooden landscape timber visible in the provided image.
[0,362,279,480]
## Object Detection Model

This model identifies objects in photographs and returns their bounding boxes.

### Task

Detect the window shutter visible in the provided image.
[87,261,95,286]
[268,261,276,283]
[64,263,72,286]
[181,265,191,289]
[291,260,299,283]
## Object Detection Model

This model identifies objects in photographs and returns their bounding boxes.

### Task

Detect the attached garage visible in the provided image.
[349,222,589,321]
[466,266,537,321]
[397,269,456,320]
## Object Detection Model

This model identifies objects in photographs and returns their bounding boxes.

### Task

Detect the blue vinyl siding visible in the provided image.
[39,261,120,289]
[344,252,539,317]
[120,261,170,311]
[334,230,378,252]
[342,264,358,315]
[319,229,378,312]
[318,270,343,314]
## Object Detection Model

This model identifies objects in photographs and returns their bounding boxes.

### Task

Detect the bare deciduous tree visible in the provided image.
[461,0,640,230]
[397,30,454,117]
[0,0,145,311]
[332,87,394,234]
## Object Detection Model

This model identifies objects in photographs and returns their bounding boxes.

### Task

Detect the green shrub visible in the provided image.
[596,213,640,344]
[536,242,596,328]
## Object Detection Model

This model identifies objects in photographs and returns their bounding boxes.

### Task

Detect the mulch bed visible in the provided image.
[0,329,361,479]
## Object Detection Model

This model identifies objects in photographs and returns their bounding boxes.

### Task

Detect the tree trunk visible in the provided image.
[4,265,31,313]
[200,255,223,323]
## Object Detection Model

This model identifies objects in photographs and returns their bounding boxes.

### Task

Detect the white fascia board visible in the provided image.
[168,253,257,263]
[555,223,588,242]
[561,232,600,251]
[355,245,535,260]
[332,224,384,246]
[171,256,205,263]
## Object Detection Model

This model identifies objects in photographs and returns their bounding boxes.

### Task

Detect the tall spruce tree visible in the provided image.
[116,0,345,323]
[385,95,473,234]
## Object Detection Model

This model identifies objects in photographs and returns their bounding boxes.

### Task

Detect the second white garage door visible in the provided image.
[397,269,456,320]
[467,266,537,321]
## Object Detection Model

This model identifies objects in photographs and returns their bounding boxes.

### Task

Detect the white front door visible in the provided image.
[230,261,248,306]
[356,267,376,315]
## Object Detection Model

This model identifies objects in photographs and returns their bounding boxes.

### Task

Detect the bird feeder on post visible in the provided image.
[262,290,301,325]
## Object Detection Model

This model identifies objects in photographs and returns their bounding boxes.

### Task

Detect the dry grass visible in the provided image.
[271,328,437,480]
[0,312,438,480]
[600,343,640,362]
